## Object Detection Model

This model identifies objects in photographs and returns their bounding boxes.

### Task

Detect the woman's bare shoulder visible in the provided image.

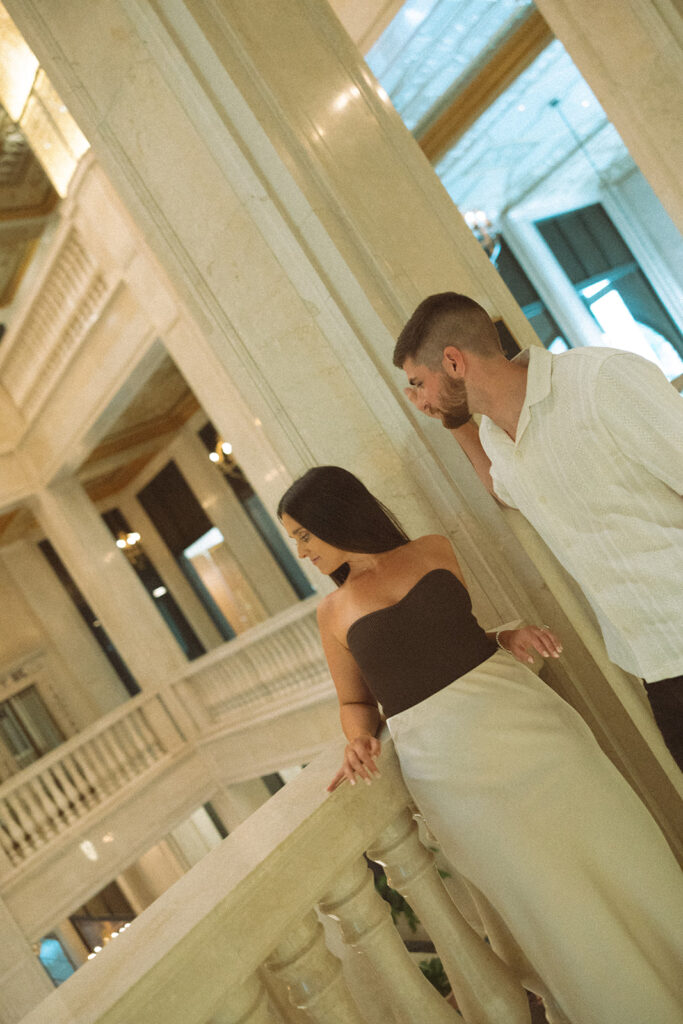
[408,534,464,580]
[316,589,337,625]
[410,533,455,556]
[316,588,348,632]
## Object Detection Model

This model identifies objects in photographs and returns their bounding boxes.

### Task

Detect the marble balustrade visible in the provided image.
[0,225,110,420]
[17,740,532,1024]
[0,596,331,874]
[170,595,333,731]
[0,690,184,871]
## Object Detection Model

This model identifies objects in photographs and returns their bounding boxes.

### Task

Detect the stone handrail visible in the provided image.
[0,691,184,870]
[17,740,532,1024]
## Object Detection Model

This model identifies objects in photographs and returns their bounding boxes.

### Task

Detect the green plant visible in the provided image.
[428,845,452,880]
[419,956,451,997]
[373,871,419,932]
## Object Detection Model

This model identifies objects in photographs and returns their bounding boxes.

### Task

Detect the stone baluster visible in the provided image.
[7,786,42,852]
[49,761,82,824]
[121,713,155,772]
[41,767,75,830]
[0,811,21,865]
[100,727,134,784]
[223,656,254,708]
[245,646,277,702]
[0,828,14,872]
[1,794,35,861]
[102,728,134,787]
[65,749,100,809]
[210,972,275,1023]
[320,855,460,1023]
[265,909,366,1023]
[288,620,312,681]
[20,779,57,844]
[131,707,165,762]
[112,719,146,775]
[368,809,531,1024]
[301,622,324,683]
[284,623,306,685]
[265,632,289,691]
[284,621,304,674]
[80,736,118,797]
[64,753,95,811]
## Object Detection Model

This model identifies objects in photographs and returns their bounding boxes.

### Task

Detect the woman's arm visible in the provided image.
[486,625,563,664]
[317,600,382,791]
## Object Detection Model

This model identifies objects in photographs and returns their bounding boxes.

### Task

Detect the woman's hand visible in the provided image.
[497,625,563,665]
[327,734,382,792]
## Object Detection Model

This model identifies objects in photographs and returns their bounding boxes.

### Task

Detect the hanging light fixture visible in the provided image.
[115,531,144,566]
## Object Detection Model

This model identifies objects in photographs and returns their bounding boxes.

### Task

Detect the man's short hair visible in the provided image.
[393,292,502,369]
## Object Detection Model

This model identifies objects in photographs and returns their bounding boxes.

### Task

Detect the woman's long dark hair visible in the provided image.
[278,466,410,585]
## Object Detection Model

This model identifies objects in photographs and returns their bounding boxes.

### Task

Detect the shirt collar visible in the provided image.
[512,346,553,443]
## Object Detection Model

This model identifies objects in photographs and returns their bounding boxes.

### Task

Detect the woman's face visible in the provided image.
[281,513,346,575]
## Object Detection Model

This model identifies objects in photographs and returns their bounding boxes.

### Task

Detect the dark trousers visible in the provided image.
[644,675,683,770]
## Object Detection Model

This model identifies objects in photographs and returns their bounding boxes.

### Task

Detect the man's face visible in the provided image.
[403,357,471,428]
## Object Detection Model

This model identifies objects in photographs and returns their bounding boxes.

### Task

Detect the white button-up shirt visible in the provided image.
[479,346,683,681]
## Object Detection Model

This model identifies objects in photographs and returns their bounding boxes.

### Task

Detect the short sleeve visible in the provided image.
[595,352,683,494]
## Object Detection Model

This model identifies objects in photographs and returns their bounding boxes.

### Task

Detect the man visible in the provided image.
[394,291,683,768]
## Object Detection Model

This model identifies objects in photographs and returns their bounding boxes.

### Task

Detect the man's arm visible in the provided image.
[403,384,500,497]
[449,418,496,496]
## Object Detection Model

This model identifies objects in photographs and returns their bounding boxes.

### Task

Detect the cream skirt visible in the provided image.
[387,650,683,1024]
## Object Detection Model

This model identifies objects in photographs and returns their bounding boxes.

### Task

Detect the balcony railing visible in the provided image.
[18,741,532,1024]
[0,597,332,874]
[171,595,332,732]
[0,692,184,869]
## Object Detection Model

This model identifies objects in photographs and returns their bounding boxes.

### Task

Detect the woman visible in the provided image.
[278,466,683,1024]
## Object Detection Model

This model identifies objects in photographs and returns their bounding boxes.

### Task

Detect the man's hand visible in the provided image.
[497,625,563,665]
[327,735,382,792]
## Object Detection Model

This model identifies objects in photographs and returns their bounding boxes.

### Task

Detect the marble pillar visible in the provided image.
[33,480,187,688]
[1,540,129,721]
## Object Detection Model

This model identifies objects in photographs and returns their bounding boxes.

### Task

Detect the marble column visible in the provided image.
[1,539,129,721]
[172,427,297,616]
[501,216,606,350]
[115,489,225,653]
[33,480,187,689]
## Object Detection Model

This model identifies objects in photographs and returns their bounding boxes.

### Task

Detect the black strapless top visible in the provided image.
[346,568,496,718]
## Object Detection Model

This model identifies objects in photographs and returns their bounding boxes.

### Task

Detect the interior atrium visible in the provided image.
[0,1,680,1022]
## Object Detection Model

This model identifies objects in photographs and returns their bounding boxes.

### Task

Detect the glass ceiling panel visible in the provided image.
[366,0,535,131]
[434,39,632,219]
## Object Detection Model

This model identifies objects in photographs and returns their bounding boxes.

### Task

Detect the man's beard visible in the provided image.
[437,375,471,428]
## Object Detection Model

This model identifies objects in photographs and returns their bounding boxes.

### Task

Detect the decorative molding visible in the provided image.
[0,226,110,416]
